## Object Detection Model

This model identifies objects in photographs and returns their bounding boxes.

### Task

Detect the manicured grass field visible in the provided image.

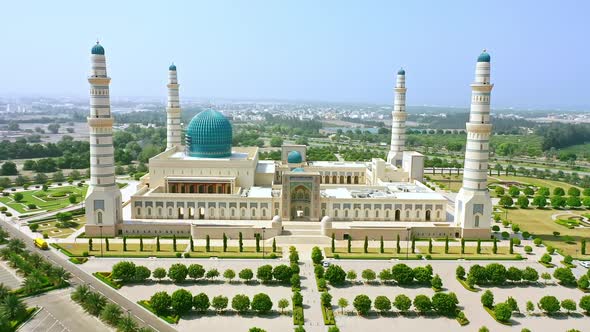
[499,207,590,259]
[427,174,463,192]
[324,245,520,260]
[487,175,583,192]
[53,242,280,259]
[34,216,85,239]
[0,185,88,213]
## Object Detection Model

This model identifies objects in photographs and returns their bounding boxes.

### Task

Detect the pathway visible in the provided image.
[298,257,325,332]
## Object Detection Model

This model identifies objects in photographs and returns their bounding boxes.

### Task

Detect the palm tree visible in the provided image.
[83,292,107,316]
[48,266,71,286]
[7,239,25,254]
[99,303,122,325]
[71,284,90,303]
[22,274,43,295]
[117,315,138,332]
[28,253,44,269]
[0,294,26,320]
[0,284,10,302]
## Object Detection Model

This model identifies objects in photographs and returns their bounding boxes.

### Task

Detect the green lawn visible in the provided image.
[499,207,590,259]
[34,216,85,239]
[488,175,583,192]
[53,243,280,259]
[0,185,88,214]
[324,245,520,260]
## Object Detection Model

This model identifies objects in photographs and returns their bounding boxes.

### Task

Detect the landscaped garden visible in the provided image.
[0,184,88,214]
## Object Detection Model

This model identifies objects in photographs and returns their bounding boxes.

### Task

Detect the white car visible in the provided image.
[322,261,330,268]
[580,261,590,269]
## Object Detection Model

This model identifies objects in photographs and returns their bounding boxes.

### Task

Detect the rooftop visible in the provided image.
[321,182,446,200]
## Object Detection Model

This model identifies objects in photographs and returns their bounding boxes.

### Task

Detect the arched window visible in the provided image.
[97,211,103,224]
[425,210,431,221]
[395,210,401,221]
[416,211,420,218]
[375,210,379,218]
[136,208,141,216]
[474,215,480,227]
[158,207,162,216]
[406,210,410,218]
[251,208,256,217]
[169,208,173,216]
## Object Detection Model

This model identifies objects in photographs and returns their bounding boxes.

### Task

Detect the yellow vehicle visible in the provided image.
[34,238,48,250]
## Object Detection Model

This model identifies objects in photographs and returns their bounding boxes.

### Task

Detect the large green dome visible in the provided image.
[287,151,303,163]
[186,109,232,158]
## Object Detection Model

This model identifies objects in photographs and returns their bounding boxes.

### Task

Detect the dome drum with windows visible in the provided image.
[186,109,233,158]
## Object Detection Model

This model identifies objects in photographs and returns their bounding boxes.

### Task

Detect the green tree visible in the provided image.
[431,274,443,290]
[506,296,519,313]
[168,263,188,283]
[391,263,414,285]
[100,302,122,326]
[257,265,273,283]
[278,298,289,314]
[553,267,576,286]
[0,162,17,176]
[551,195,566,209]
[338,298,349,314]
[374,295,391,313]
[211,295,229,312]
[171,288,193,316]
[188,264,205,281]
[324,264,346,285]
[561,299,577,313]
[311,246,324,264]
[192,293,210,312]
[363,236,368,253]
[456,266,466,279]
[413,295,432,314]
[111,261,137,283]
[0,293,26,320]
[222,233,227,252]
[393,294,411,313]
[251,293,273,314]
[232,294,251,313]
[538,296,560,314]
[508,186,520,197]
[239,268,254,283]
[494,302,512,322]
[205,268,219,280]
[134,266,151,283]
[332,233,336,253]
[540,253,552,265]
[553,187,565,196]
[153,267,166,282]
[396,234,401,254]
[117,315,138,332]
[431,293,457,316]
[83,292,107,316]
[353,294,372,315]
[270,136,284,147]
[238,232,243,252]
[361,269,376,283]
[532,195,547,208]
[481,290,494,308]
[150,291,172,315]
[223,269,236,283]
[522,267,539,283]
[579,295,590,314]
[499,195,513,208]
[517,196,529,208]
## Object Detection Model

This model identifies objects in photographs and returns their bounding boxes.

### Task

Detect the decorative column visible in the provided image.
[85,41,123,236]
[387,68,407,166]
[166,63,182,150]
[454,50,493,239]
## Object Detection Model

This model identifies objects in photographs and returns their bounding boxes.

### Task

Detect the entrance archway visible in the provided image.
[290,185,311,220]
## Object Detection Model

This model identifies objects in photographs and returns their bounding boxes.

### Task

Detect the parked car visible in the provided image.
[580,261,590,269]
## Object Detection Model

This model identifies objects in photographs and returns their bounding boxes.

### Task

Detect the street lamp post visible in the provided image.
[262,227,266,259]
[406,227,411,260]
[99,226,103,258]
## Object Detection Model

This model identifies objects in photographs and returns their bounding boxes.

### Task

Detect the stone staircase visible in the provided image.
[275,222,331,245]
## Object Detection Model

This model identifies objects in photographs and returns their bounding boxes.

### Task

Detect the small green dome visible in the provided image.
[397,68,405,75]
[186,109,232,158]
[477,50,490,62]
[169,63,177,71]
[91,42,105,55]
[292,167,305,172]
[287,151,302,163]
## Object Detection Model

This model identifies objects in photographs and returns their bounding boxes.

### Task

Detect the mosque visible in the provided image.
[84,42,493,241]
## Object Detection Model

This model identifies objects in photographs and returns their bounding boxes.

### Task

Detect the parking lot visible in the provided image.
[0,261,22,289]
[20,308,70,332]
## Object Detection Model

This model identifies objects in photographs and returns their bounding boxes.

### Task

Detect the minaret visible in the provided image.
[454,50,493,239]
[166,63,182,150]
[386,68,407,166]
[85,41,123,237]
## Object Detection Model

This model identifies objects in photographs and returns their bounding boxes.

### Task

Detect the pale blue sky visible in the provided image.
[1,0,588,108]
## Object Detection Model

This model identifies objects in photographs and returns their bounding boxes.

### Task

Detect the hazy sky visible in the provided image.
[1,1,588,108]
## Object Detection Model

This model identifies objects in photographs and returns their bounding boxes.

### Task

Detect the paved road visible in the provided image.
[0,218,175,332]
